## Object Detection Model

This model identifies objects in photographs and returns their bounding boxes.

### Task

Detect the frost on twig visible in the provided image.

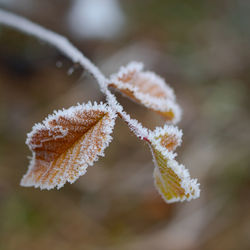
[0,9,150,140]
[108,62,182,123]
[21,102,116,189]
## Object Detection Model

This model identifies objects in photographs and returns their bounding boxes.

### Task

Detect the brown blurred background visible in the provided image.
[0,1,249,249]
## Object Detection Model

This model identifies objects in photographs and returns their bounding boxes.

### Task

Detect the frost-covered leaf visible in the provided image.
[108,62,181,123]
[152,151,200,203]
[148,125,200,203]
[148,125,183,151]
[21,102,116,190]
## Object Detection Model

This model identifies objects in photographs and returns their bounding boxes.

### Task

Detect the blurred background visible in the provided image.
[0,0,249,249]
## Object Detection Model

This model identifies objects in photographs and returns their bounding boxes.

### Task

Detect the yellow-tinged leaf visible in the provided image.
[150,146,200,203]
[148,125,200,203]
[108,62,181,123]
[21,102,116,190]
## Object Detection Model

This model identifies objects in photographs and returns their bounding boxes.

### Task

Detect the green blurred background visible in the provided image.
[0,0,249,249]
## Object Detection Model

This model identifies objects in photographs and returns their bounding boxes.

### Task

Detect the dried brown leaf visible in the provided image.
[108,62,181,123]
[21,102,116,189]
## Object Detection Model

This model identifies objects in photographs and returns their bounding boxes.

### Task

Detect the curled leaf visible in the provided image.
[108,62,181,123]
[148,125,200,203]
[21,102,116,190]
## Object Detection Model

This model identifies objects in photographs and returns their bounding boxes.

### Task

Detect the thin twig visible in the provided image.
[0,9,149,139]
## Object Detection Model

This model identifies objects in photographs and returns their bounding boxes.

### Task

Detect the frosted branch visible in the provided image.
[0,9,148,139]
[0,9,200,202]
